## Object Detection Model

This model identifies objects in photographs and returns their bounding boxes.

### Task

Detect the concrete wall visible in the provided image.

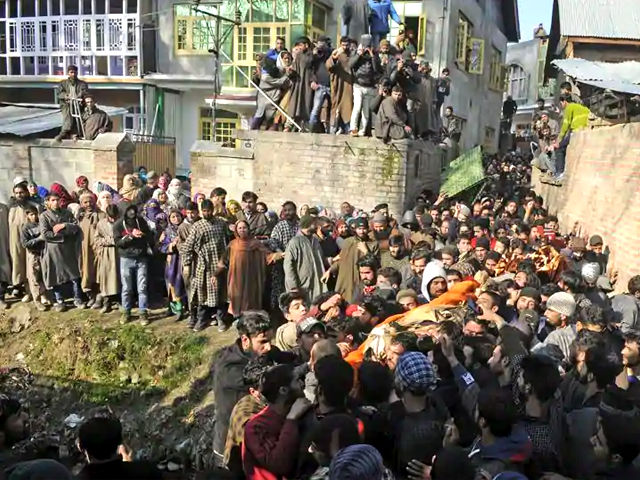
[0,133,135,195]
[533,124,640,292]
[191,130,445,216]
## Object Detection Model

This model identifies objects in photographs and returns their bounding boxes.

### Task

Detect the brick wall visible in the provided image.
[533,123,640,292]
[191,131,446,217]
[0,133,134,196]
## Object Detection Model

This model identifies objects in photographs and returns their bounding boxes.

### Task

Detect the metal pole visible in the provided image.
[217,49,303,131]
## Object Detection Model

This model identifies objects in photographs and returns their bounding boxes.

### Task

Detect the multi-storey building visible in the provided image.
[0,0,147,133]
[0,0,519,172]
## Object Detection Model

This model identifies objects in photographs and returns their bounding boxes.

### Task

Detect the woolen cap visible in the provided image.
[459,205,471,217]
[297,317,326,336]
[371,211,387,224]
[589,235,604,246]
[299,215,315,230]
[520,287,541,304]
[395,352,436,390]
[329,444,384,480]
[475,237,491,250]
[546,292,577,317]
[581,262,601,284]
[353,217,368,229]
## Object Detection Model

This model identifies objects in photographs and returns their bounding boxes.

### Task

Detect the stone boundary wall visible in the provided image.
[533,123,640,291]
[191,130,446,217]
[0,133,134,196]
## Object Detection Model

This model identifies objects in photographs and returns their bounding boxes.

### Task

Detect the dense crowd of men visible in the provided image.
[1,150,640,480]
[249,32,458,144]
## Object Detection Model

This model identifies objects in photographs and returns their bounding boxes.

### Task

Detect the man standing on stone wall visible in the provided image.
[55,65,89,142]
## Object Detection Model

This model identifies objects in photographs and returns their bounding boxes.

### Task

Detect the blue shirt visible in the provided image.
[368,0,402,34]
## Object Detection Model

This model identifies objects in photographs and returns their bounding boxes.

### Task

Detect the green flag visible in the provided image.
[439,146,485,197]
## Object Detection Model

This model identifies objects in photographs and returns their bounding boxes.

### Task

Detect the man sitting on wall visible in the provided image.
[82,95,112,141]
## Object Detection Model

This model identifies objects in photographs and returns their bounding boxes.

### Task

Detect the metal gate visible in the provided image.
[130,134,176,176]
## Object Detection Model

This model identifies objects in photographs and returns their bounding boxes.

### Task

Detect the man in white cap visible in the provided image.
[532,291,577,361]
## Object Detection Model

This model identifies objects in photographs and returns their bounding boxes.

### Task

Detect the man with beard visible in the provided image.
[81,94,112,140]
[400,249,429,293]
[327,36,354,134]
[113,204,153,325]
[287,37,314,131]
[8,183,41,303]
[40,193,84,312]
[213,311,285,465]
[77,193,101,308]
[55,64,89,141]
[620,332,640,407]
[375,85,412,141]
[420,261,448,302]
[181,200,229,332]
[243,364,310,480]
[381,234,409,272]
[315,217,339,268]
[309,36,332,133]
[413,61,437,138]
[567,237,587,274]
[236,191,271,238]
[324,217,379,302]
[352,254,383,304]
[284,215,327,303]
[370,211,394,252]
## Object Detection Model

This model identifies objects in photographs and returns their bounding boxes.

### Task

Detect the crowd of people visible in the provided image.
[249,32,458,144]
[1,150,640,480]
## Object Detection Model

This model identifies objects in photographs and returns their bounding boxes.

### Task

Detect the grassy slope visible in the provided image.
[0,302,235,470]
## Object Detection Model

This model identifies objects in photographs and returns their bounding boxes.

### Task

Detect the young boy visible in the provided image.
[20,204,47,311]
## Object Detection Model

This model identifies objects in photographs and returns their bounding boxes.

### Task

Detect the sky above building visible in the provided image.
[518,0,553,40]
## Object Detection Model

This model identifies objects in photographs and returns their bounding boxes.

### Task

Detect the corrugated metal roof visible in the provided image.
[558,0,640,40]
[0,103,128,136]
[552,58,640,94]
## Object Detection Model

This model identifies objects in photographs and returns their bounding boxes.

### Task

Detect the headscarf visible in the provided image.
[144,199,162,223]
[67,203,81,218]
[193,192,205,204]
[227,200,241,216]
[152,188,166,202]
[233,220,262,251]
[299,203,310,217]
[167,178,185,209]
[166,209,184,240]
[37,186,49,199]
[50,183,74,209]
[119,174,141,201]
[96,191,112,212]
[158,176,169,191]
[76,175,89,188]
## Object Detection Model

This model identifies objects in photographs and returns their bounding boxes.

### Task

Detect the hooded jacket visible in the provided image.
[112,205,152,259]
[420,260,448,302]
[469,425,533,479]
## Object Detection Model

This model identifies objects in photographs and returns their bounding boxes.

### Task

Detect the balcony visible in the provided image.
[0,0,141,78]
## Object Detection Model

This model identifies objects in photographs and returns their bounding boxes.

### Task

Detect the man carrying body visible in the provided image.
[55,65,89,142]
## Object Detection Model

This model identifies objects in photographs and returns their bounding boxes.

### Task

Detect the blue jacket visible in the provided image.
[368,0,402,34]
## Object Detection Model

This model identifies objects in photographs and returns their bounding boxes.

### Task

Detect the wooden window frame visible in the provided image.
[174,4,219,56]
[488,46,503,91]
[232,23,290,66]
[456,13,473,70]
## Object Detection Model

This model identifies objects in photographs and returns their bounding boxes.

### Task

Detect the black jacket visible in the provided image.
[77,457,162,480]
[112,205,153,259]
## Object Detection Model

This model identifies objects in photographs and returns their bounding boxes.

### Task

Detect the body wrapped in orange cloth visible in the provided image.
[345,279,479,370]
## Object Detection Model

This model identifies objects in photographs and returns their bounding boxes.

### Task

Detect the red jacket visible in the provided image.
[243,405,300,480]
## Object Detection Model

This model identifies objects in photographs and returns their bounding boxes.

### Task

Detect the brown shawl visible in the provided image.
[327,52,354,125]
[224,227,277,316]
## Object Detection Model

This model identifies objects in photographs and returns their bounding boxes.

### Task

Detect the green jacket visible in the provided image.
[559,103,590,141]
